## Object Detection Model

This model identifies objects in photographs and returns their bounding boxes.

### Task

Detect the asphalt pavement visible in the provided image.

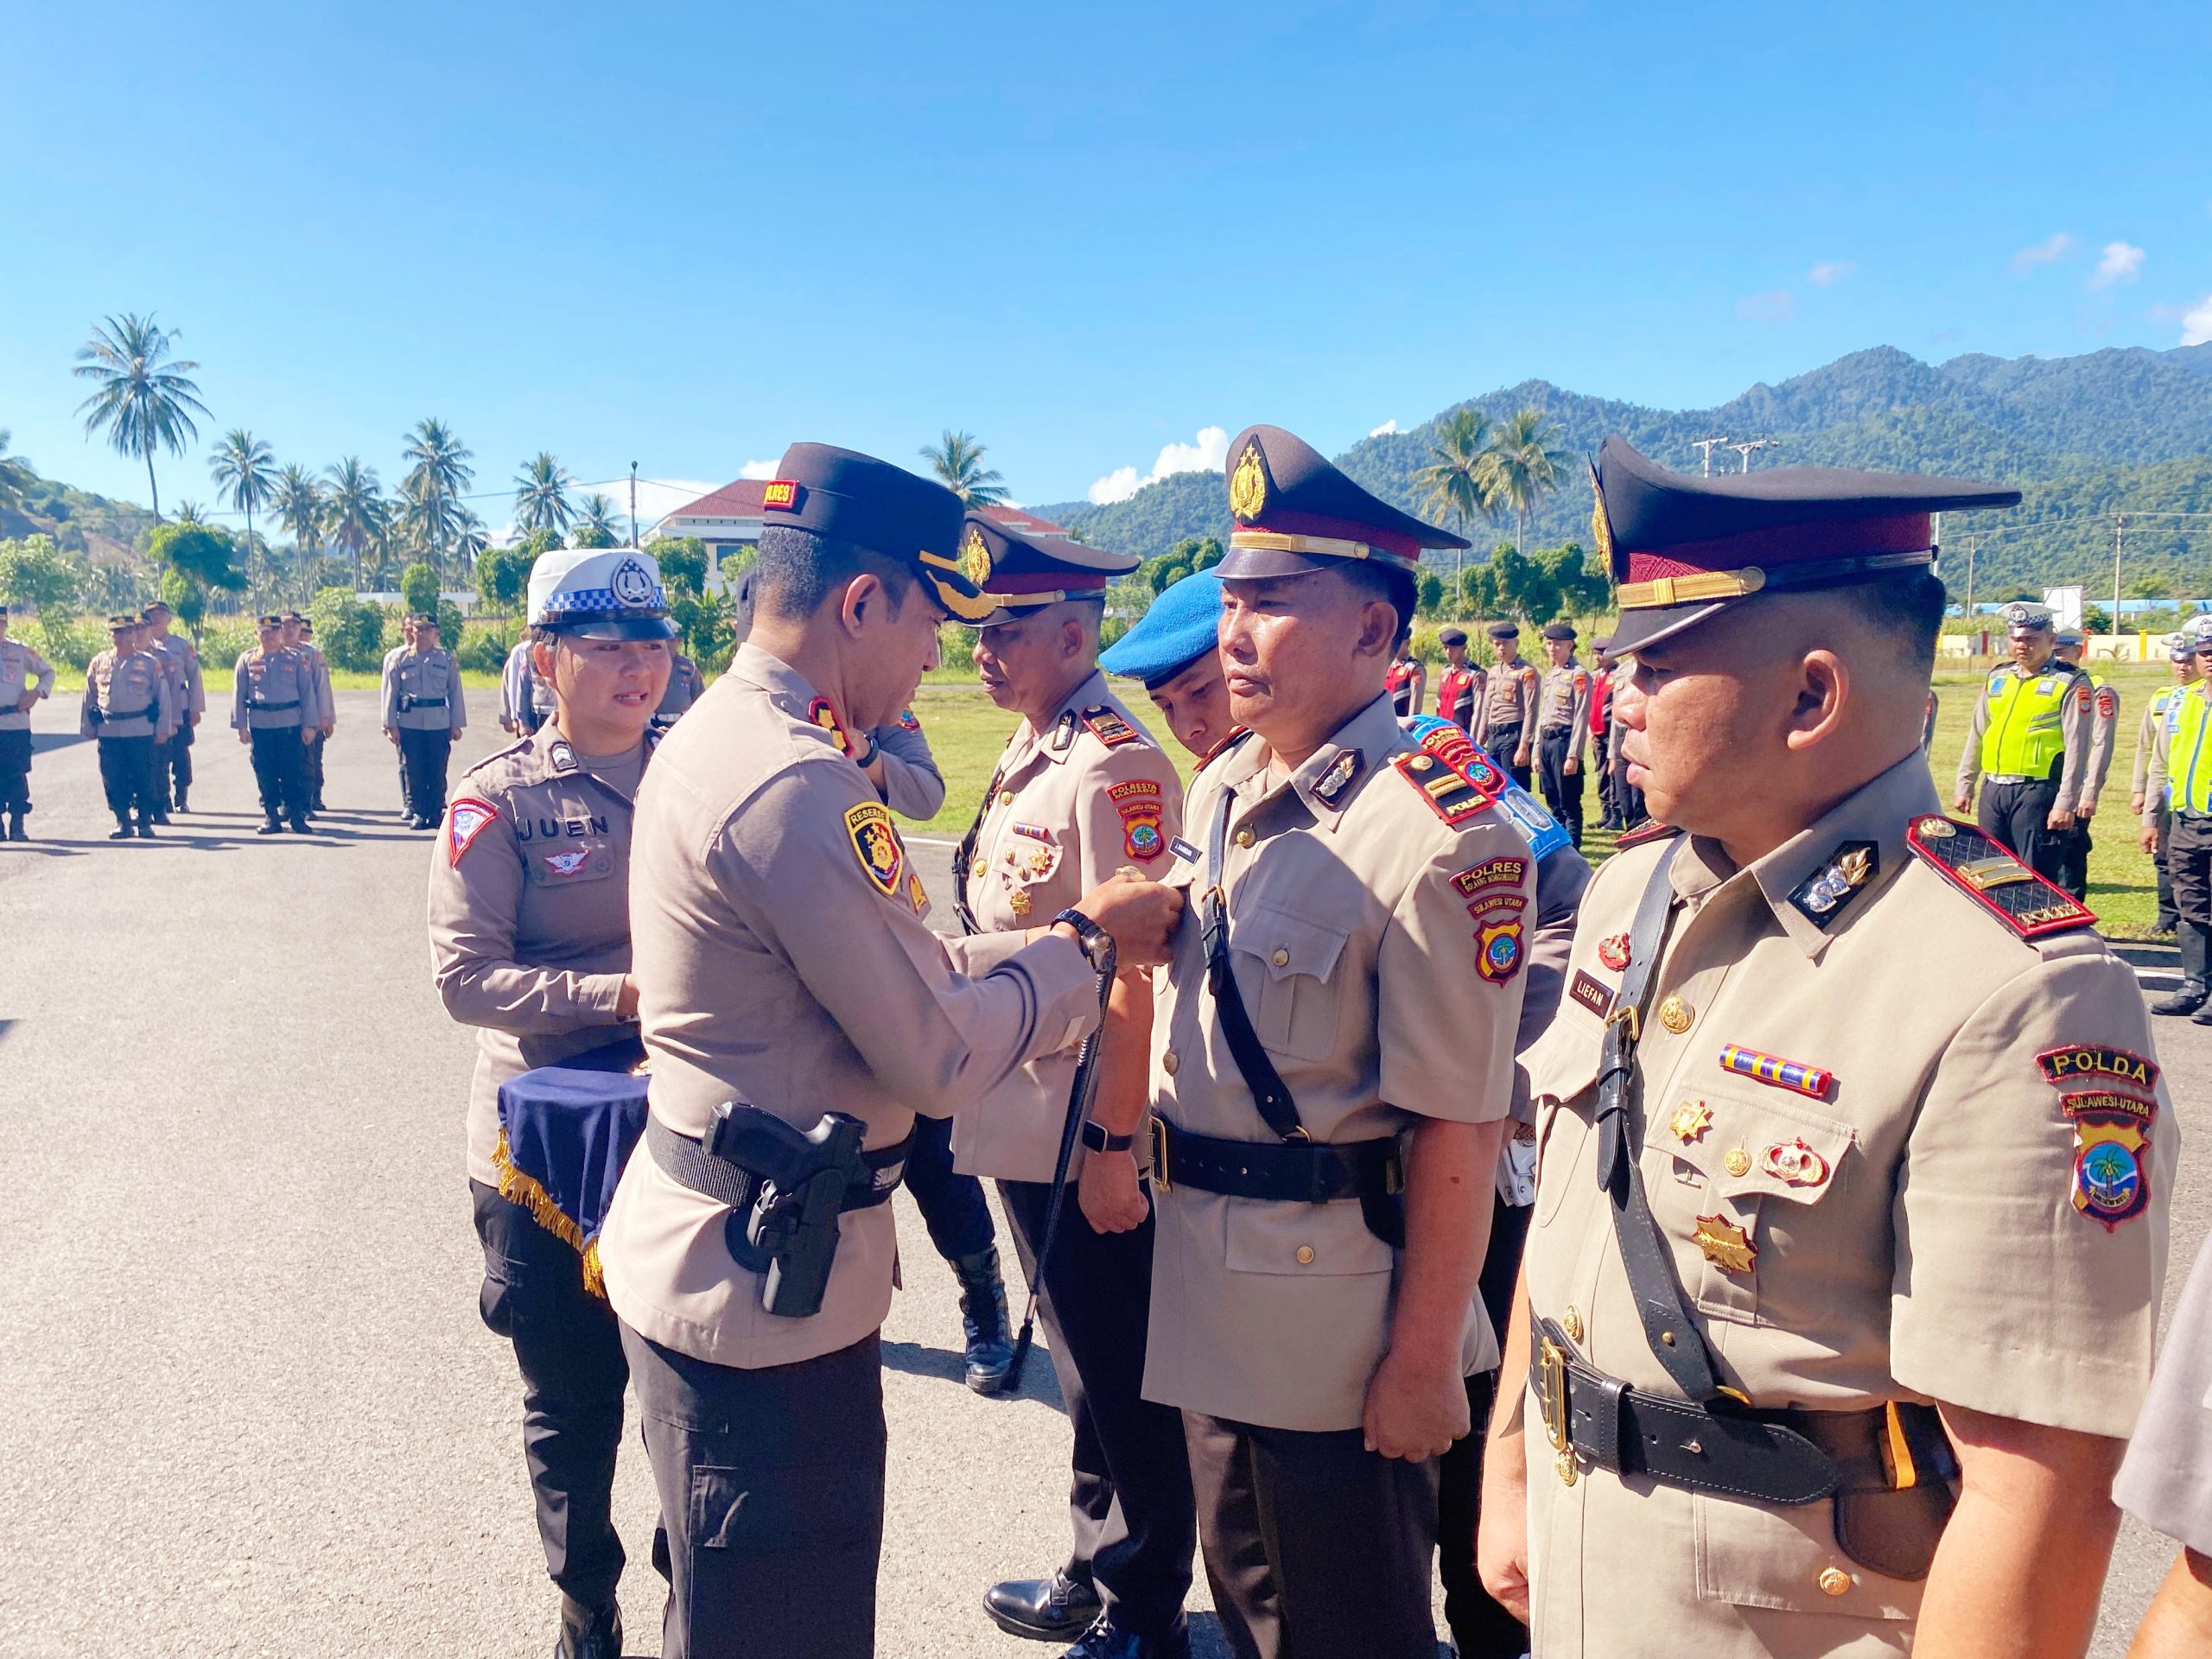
[0,689,2204,1658]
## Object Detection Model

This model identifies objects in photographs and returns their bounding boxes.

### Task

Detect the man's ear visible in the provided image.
[838,573,886,639]
[1784,648,1850,753]
[1353,599,1398,660]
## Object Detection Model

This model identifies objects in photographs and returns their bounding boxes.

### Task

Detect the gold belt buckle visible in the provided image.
[1538,1336,1577,1487]
[1148,1116,1171,1191]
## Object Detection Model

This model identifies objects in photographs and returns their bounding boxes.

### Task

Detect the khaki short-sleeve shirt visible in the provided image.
[1519,753,2172,1656]
[1143,694,1534,1432]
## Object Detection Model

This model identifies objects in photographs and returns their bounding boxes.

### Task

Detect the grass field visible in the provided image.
[900,658,2180,939]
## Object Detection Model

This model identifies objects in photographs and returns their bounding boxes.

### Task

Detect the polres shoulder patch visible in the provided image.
[1906,815,2095,938]
[448,797,501,866]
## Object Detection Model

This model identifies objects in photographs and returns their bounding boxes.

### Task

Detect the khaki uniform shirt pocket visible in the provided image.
[1693,1489,1921,1622]
[1534,1095,1594,1227]
[1223,1197,1396,1277]
[523,840,616,888]
[1231,900,1351,1064]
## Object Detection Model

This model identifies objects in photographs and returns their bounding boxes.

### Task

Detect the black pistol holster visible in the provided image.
[646,1105,909,1319]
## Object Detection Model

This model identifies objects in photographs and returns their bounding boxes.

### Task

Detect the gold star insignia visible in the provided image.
[1692,1214,1757,1274]
[1669,1100,1713,1144]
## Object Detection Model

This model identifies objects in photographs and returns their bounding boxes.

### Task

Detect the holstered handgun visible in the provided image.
[703,1102,869,1319]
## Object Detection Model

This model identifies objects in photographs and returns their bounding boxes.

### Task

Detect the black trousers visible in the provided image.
[1978,775,2066,884]
[1487,721,1530,791]
[1591,728,1612,819]
[1000,1178,1195,1639]
[1536,727,1585,847]
[901,1112,994,1262]
[623,1325,886,1659]
[307,732,326,808]
[0,728,31,814]
[248,726,310,821]
[2055,817,2094,903]
[399,726,454,818]
[2157,808,2177,931]
[2169,814,2212,988]
[154,721,193,805]
[470,1179,629,1611]
[1184,1410,1439,1659]
[1437,1195,1534,1658]
[96,734,159,821]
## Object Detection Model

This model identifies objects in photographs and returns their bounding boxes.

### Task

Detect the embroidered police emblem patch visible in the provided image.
[2067,1094,2154,1230]
[448,797,499,866]
[1477,918,1525,984]
[611,557,658,608]
[845,801,906,897]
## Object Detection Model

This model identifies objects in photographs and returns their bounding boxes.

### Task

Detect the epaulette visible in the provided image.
[1081,705,1141,748]
[467,734,535,779]
[1612,818,1680,849]
[1195,727,1254,773]
[1394,728,1503,826]
[1906,815,2095,939]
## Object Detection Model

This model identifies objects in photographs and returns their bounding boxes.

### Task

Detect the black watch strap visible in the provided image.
[1080,1119,1135,1153]
[1052,906,1116,975]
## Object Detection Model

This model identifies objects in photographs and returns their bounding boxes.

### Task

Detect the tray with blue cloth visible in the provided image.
[493,1035,650,1297]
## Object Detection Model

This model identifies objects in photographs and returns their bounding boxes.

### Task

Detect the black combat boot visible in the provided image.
[955,1245,1015,1394]
[2155,981,2208,1016]
[136,815,156,838]
[6,810,23,842]
[257,813,283,836]
[554,1594,621,1659]
[987,1568,1104,1643]
[1063,1611,1192,1659]
[174,786,188,812]
[289,812,314,835]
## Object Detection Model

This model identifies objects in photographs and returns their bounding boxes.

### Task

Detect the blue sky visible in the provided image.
[3,0,2208,528]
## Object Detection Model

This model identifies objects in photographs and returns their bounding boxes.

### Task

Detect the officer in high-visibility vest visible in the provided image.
[2051,626,2117,903]
[1952,601,2091,882]
[2140,626,2212,1019]
[2133,630,2199,935]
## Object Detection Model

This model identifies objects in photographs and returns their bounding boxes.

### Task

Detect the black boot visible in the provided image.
[2153,981,2207,1016]
[174,786,188,812]
[554,1594,621,1659]
[289,813,314,835]
[955,1246,1015,1395]
[257,814,283,836]
[6,810,22,842]
[1063,1611,1192,1659]
[136,815,156,838]
[986,1568,1103,1643]
[109,816,134,841]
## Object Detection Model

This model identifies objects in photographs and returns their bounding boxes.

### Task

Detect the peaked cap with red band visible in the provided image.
[1217,423,1469,582]
[1597,436,2019,654]
[963,512,1137,627]
[756,442,985,620]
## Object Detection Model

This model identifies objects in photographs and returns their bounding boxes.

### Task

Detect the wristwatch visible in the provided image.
[1080,1119,1135,1154]
[1052,906,1117,976]
[849,730,880,769]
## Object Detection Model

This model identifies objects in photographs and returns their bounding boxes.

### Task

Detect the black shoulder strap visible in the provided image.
[952,759,1009,938]
[1593,841,1729,1405]
[1203,780,1305,1142]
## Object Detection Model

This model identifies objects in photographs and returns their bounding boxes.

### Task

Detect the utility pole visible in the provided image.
[2112,513,2126,641]
[1729,437,1778,472]
[629,461,640,549]
[1962,535,1979,628]
[1691,435,1730,476]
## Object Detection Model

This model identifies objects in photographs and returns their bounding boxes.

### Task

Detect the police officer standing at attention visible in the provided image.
[594,444,1181,1659]
[143,599,203,815]
[385,610,467,830]
[1434,625,1483,734]
[2140,626,2212,1019]
[385,614,419,818]
[2050,626,2116,903]
[0,604,54,841]
[501,634,554,737]
[1481,439,2171,1658]
[950,513,1196,1659]
[1535,620,1592,847]
[429,545,678,1659]
[233,612,316,835]
[1953,600,2090,883]
[1144,426,1527,1659]
[1384,628,1424,717]
[85,613,177,839]
[289,613,334,815]
[2134,630,2197,935]
[1474,619,1541,788]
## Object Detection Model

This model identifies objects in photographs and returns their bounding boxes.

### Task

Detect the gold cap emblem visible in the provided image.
[1588,461,1614,567]
[961,523,993,588]
[1229,442,1268,522]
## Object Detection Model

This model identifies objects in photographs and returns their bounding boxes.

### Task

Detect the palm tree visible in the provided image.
[577,493,621,546]
[453,507,488,571]
[401,417,474,584]
[0,429,29,516]
[1485,406,1570,556]
[920,430,1009,508]
[513,452,575,537]
[172,499,212,525]
[208,429,277,601]
[73,315,213,523]
[1415,407,1498,602]
[323,457,384,590]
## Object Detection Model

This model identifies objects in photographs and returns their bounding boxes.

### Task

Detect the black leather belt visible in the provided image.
[645,1114,909,1211]
[1540,724,1573,737]
[248,699,301,711]
[400,695,448,709]
[99,707,155,722]
[1150,1115,1402,1206]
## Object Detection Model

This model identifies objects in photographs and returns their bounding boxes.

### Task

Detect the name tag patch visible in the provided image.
[1568,969,1613,1019]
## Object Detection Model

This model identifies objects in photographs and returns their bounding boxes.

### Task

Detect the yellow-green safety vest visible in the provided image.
[1979,667,2075,779]
[2165,686,2212,814]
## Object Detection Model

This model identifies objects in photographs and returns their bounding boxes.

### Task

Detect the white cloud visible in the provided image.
[1370,418,1400,437]
[1735,289,1796,325]
[2013,232,2077,272]
[738,459,779,480]
[2088,241,2145,289]
[2183,296,2212,347]
[1087,424,1230,505]
[1807,261,1857,286]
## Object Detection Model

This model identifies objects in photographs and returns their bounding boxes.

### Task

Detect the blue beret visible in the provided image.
[1101,570,1225,690]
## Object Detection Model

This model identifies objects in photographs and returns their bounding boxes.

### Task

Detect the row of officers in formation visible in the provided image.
[0,600,702,841]
[423,428,2210,1659]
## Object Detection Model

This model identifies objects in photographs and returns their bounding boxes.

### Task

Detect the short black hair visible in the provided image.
[1830,571,1946,676]
[1336,561,1417,639]
[752,524,917,622]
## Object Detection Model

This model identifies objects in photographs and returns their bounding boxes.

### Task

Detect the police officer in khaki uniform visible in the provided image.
[385,611,467,828]
[2134,630,2197,934]
[2114,1226,2212,1654]
[1474,619,1541,789]
[85,613,178,839]
[653,650,705,728]
[1144,426,1530,1659]
[429,546,678,1659]
[2052,626,2116,902]
[1481,437,2171,1658]
[1953,600,2091,882]
[0,605,55,841]
[949,516,1195,1659]
[1535,620,1592,847]
[594,444,1181,1659]
[289,613,334,813]
[233,613,317,835]
[143,600,204,816]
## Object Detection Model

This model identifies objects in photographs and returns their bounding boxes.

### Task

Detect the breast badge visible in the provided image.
[843,801,906,898]
[1598,933,1631,970]
[1669,1100,1712,1144]
[1760,1139,1831,1188]
[1691,1214,1758,1274]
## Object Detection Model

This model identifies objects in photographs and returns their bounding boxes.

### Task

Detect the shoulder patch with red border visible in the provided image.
[2096,687,2118,719]
[1612,819,1681,850]
[1110,778,1165,861]
[1082,705,1141,748]
[807,696,853,756]
[1906,815,2095,938]
[844,801,906,897]
[448,798,500,866]
[2037,1044,2158,1094]
[1477,918,1525,983]
[1451,855,1527,897]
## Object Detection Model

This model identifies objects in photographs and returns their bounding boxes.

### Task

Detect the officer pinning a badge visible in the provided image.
[2133,628,2199,937]
[86,612,178,839]
[384,609,467,830]
[2141,621,2212,1019]
[1141,423,1527,1659]
[1479,437,2172,1659]
[2050,626,2116,903]
[0,604,56,841]
[1474,619,1541,789]
[593,443,1181,1659]
[1953,599,2092,883]
[950,514,1197,1658]
[232,612,316,835]
[427,545,678,1659]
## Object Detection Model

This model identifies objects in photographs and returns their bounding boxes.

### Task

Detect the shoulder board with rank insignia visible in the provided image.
[1081,705,1140,747]
[1906,815,2096,938]
[1613,819,1681,850]
[1394,747,1498,827]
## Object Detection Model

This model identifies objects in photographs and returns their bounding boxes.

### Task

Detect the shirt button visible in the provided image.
[1270,947,1289,968]
[1235,828,1255,849]
[998,789,1014,806]
[1817,1568,1851,1598]
[1723,1147,1752,1178]
[1162,1051,1180,1076]
[1563,1306,1584,1343]
[1294,1245,1315,1265]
